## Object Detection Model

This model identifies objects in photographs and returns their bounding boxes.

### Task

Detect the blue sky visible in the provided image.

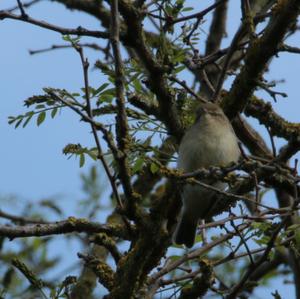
[1,1,103,201]
[1,0,299,298]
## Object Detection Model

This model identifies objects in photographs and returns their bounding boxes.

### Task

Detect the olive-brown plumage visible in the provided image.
[174,102,240,247]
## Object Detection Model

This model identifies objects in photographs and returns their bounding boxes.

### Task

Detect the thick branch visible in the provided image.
[110,0,139,220]
[117,0,183,141]
[0,217,129,240]
[245,96,300,140]
[205,0,228,55]
[222,0,300,119]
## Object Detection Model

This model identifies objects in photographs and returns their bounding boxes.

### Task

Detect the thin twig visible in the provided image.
[46,90,119,156]
[7,0,40,12]
[0,11,109,39]
[226,218,288,298]
[0,209,49,224]
[73,45,124,212]
[279,43,300,54]
[29,43,108,55]
[213,24,246,101]
[149,223,249,284]
[169,75,206,103]
[256,80,288,102]
[16,0,28,18]
[200,68,216,94]
[230,219,254,265]
[170,0,228,25]
[191,179,278,212]
[266,126,277,157]
[251,171,260,213]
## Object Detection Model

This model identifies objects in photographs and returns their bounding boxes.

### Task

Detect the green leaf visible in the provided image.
[133,78,142,92]
[37,111,46,126]
[23,113,34,128]
[71,93,80,97]
[182,7,193,11]
[101,87,115,95]
[287,224,300,231]
[253,235,270,245]
[173,51,186,63]
[15,118,23,128]
[98,94,114,104]
[93,83,110,96]
[251,222,272,232]
[86,149,98,161]
[97,87,116,104]
[8,116,16,124]
[174,65,185,74]
[79,153,85,168]
[165,4,173,15]
[62,35,72,42]
[132,157,144,173]
[176,0,184,6]
[81,87,95,98]
[194,234,203,244]
[268,249,275,260]
[150,163,159,174]
[62,35,80,44]
[46,98,56,106]
[51,107,58,119]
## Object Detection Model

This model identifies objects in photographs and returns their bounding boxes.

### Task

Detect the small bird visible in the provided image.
[174,102,240,248]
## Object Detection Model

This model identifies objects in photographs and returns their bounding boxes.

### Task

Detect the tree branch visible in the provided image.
[222,0,300,119]
[0,10,109,38]
[0,217,130,240]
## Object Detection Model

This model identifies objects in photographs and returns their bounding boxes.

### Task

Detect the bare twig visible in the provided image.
[16,0,28,18]
[230,219,254,265]
[169,75,206,103]
[278,43,300,54]
[73,44,126,214]
[149,223,249,284]
[213,24,246,101]
[170,0,228,25]
[226,219,288,299]
[29,43,108,55]
[256,80,288,102]
[205,0,228,55]
[0,11,109,39]
[0,209,49,224]
[7,0,40,12]
[266,126,277,157]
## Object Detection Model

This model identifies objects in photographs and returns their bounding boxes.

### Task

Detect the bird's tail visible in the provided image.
[174,213,198,248]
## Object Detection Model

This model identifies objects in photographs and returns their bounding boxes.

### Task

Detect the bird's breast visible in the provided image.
[177,119,240,172]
